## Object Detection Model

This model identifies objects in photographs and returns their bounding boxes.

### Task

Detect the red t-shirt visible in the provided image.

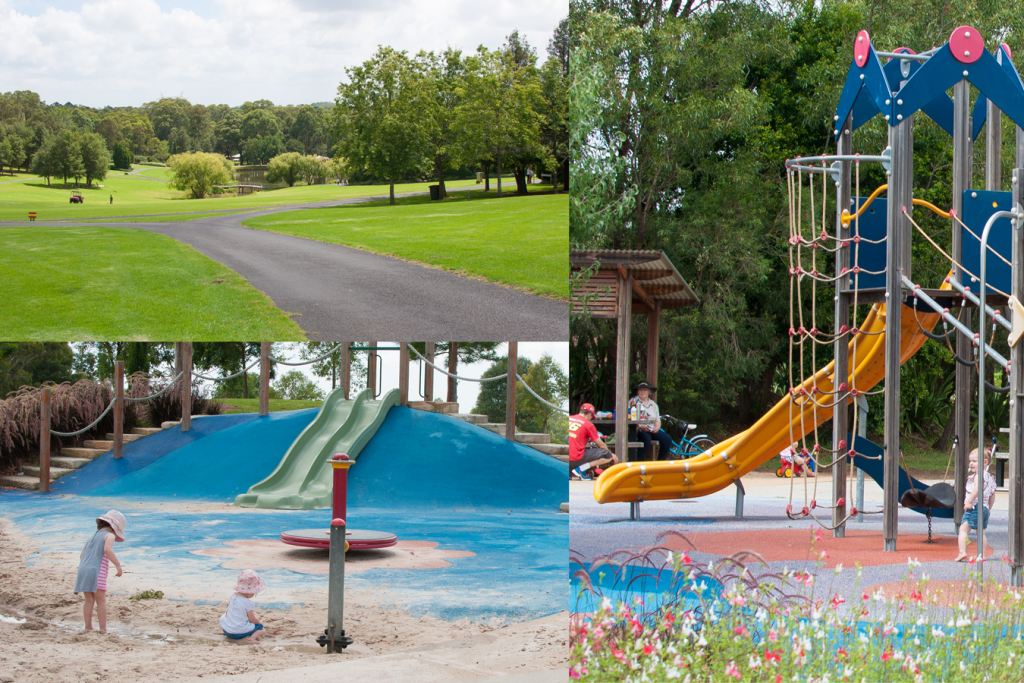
[568,414,599,463]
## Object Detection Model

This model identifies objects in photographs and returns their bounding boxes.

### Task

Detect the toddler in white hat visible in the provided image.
[220,569,267,642]
[73,510,126,633]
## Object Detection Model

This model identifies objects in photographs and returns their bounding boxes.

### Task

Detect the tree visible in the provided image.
[212,373,280,400]
[214,110,243,158]
[332,46,425,205]
[30,133,57,185]
[300,342,367,392]
[539,57,569,193]
[290,105,324,155]
[240,109,281,141]
[193,343,278,399]
[265,152,305,186]
[241,135,282,165]
[275,370,325,400]
[0,343,76,397]
[49,129,83,188]
[471,353,567,437]
[414,48,465,199]
[167,151,234,199]
[456,47,543,198]
[79,131,112,187]
[112,141,133,170]
[0,138,10,176]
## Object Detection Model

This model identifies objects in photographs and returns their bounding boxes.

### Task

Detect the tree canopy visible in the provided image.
[167,151,235,199]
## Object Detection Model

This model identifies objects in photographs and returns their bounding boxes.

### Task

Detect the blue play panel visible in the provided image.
[959,189,1014,295]
[0,407,568,623]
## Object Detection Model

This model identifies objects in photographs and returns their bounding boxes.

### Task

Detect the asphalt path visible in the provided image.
[4,189,567,340]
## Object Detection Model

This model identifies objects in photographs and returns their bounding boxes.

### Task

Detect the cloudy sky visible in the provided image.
[0,0,567,108]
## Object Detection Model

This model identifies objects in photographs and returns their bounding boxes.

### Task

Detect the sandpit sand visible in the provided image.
[0,517,569,682]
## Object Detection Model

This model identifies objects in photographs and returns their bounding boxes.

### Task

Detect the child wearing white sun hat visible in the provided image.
[74,510,126,633]
[220,569,268,642]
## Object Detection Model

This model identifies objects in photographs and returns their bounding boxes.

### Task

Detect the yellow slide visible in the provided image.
[593,293,946,504]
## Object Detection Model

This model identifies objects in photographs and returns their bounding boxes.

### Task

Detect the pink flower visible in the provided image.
[724,661,742,679]
[831,595,846,609]
[820,549,830,560]
[768,629,778,642]
[612,646,626,663]
[643,644,655,655]
[910,589,923,602]
[881,649,894,662]
[765,650,781,663]
[682,551,691,565]
[734,625,749,637]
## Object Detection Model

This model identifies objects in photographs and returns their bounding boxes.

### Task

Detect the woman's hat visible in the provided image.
[97,510,126,542]
[635,381,657,392]
[234,569,267,595]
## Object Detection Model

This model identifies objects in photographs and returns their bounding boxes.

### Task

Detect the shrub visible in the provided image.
[141,375,224,426]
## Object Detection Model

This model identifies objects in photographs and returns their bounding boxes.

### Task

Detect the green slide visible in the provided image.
[234,387,399,510]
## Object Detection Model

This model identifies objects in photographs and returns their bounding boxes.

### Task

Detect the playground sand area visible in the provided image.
[0,515,569,682]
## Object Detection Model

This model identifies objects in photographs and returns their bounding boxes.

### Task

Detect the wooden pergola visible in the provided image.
[571,250,699,462]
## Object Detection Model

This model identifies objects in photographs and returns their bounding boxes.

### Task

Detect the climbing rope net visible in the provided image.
[783,152,1011,530]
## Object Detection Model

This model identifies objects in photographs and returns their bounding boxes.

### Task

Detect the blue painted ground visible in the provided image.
[0,407,568,623]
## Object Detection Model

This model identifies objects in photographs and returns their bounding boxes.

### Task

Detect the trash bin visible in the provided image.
[429,185,440,201]
[476,172,483,184]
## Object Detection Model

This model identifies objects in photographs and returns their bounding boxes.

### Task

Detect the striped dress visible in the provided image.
[74,529,112,594]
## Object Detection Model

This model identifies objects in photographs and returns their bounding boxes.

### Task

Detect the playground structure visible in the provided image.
[590,26,1024,583]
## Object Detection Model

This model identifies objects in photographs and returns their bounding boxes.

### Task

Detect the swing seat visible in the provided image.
[899,482,955,510]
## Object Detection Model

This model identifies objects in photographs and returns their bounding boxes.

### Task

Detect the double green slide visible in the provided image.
[234,387,399,510]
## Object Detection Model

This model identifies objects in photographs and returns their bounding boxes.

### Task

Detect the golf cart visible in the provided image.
[70,191,83,204]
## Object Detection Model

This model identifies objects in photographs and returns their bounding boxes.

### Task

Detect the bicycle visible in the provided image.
[658,414,716,459]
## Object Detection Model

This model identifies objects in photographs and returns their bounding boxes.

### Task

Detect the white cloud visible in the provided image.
[0,0,567,107]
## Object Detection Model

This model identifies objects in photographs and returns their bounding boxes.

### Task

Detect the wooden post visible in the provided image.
[614,270,633,464]
[368,342,377,398]
[113,361,124,459]
[1009,166,1024,585]
[259,342,270,416]
[399,343,410,407]
[339,342,350,399]
[832,114,852,536]
[424,342,435,401]
[181,342,192,432]
[954,79,974,526]
[646,303,660,388]
[505,342,518,441]
[987,63,1003,193]
[447,342,458,404]
[39,387,51,493]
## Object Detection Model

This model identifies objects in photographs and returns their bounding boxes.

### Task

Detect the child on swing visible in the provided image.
[954,446,996,562]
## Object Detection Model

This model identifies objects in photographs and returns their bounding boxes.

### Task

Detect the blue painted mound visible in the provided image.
[81,409,319,501]
[349,407,565,512]
[53,413,263,495]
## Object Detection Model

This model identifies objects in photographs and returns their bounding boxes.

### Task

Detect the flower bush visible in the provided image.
[571,530,1024,682]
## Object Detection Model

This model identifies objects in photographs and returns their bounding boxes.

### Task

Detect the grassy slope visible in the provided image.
[217,398,324,414]
[0,226,305,340]
[0,174,504,223]
[242,191,569,299]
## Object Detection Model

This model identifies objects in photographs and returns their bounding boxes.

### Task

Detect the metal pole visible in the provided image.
[367,342,377,399]
[325,518,351,653]
[423,342,435,401]
[953,79,973,527]
[1010,168,1024,586]
[259,342,270,416]
[505,342,518,442]
[181,342,192,432]
[855,394,869,522]
[979,207,1020,585]
[39,387,50,493]
[113,361,124,459]
[833,113,852,537]
[882,115,912,551]
[987,51,1003,194]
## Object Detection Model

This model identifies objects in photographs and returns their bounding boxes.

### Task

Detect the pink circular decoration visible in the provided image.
[1001,43,1013,60]
[854,30,871,68]
[949,25,983,64]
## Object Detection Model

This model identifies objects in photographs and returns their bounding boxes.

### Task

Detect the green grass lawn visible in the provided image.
[243,191,568,299]
[0,225,305,340]
[216,398,324,414]
[0,174,506,223]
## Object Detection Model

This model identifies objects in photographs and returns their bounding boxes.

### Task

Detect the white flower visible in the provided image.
[748,654,761,669]
[602,597,613,611]
[834,563,843,574]
[665,667,680,679]
[697,634,707,647]
[908,557,922,569]
[956,617,971,627]
[960,661,966,672]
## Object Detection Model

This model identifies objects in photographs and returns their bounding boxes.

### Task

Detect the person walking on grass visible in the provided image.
[74,510,126,633]
[220,570,268,642]
[955,447,996,562]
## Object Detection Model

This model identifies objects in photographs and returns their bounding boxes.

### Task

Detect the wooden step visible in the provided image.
[514,433,551,445]
[50,457,91,470]
[450,413,488,425]
[530,443,569,455]
[22,466,74,480]
[407,401,460,414]
[559,503,569,513]
[105,433,143,442]
[480,423,504,434]
[132,427,163,436]
[83,440,113,450]
[0,474,41,490]
[59,447,108,460]
[161,421,181,429]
